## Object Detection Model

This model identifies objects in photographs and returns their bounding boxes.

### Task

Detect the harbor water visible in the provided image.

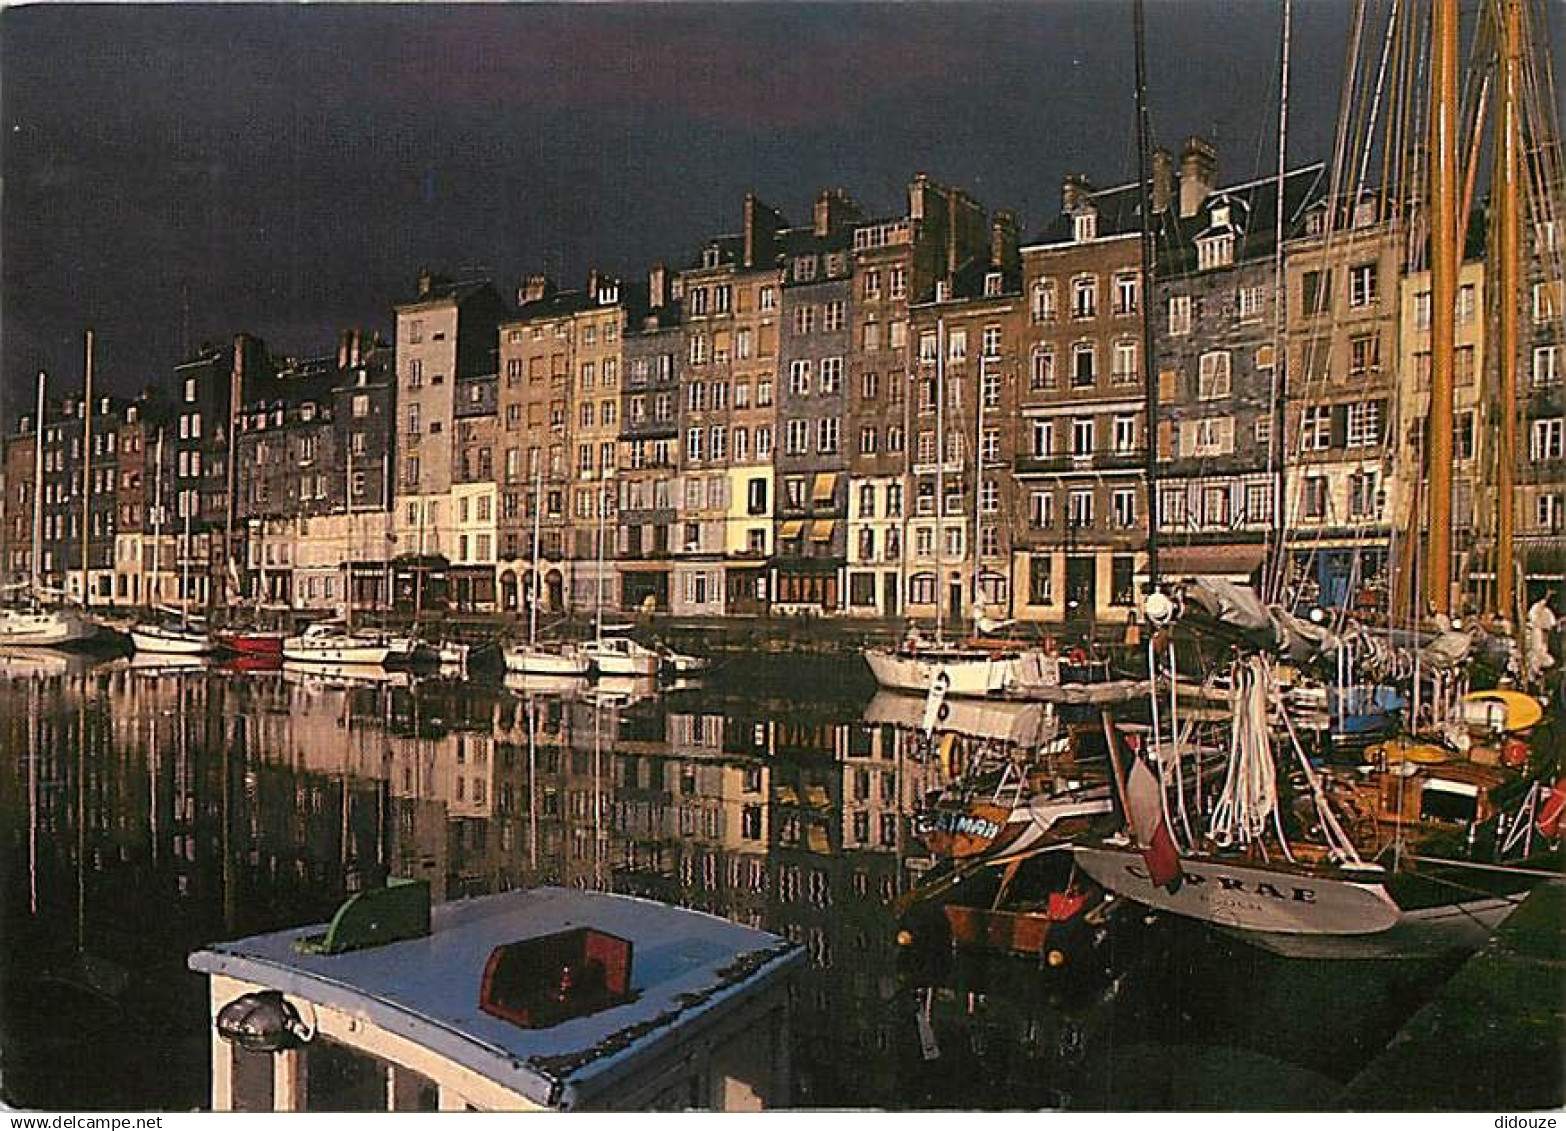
[0,652,1497,1110]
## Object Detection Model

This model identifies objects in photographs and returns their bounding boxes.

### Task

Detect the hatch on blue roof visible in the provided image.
[294,878,431,955]
[480,927,635,1029]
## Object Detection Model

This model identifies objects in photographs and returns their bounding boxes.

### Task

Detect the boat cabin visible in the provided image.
[189,882,802,1111]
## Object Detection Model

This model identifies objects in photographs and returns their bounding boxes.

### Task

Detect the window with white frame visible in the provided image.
[919,332,939,364]
[1031,347,1057,390]
[982,325,1002,357]
[788,360,812,396]
[1074,212,1097,242]
[1113,415,1137,454]
[1202,485,1231,526]
[1245,482,1272,523]
[1348,470,1379,517]
[1114,272,1139,315]
[1302,405,1331,451]
[824,300,845,332]
[1072,418,1095,456]
[1160,487,1187,527]
[1032,279,1058,323]
[820,357,843,394]
[1071,276,1098,319]
[1346,400,1381,447]
[1237,284,1266,322]
[1536,493,1563,531]
[1168,294,1193,335]
[1112,340,1138,385]
[1198,351,1232,399]
[1348,262,1379,307]
[1068,489,1093,527]
[947,328,967,362]
[1031,491,1054,528]
[816,418,839,454]
[1071,342,1096,387]
[1534,345,1560,387]
[1531,418,1564,461]
[1032,419,1054,457]
[784,419,810,456]
[1196,233,1234,270]
[980,479,999,514]
[1111,488,1136,528]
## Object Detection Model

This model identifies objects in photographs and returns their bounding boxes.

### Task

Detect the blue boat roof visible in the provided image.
[188,887,802,1109]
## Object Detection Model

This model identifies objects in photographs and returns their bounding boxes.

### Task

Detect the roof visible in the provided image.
[188,887,801,1110]
[1154,163,1329,276]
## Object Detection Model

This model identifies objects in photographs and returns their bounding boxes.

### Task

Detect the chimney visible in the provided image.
[813,188,861,237]
[990,209,1020,272]
[337,330,353,370]
[1179,135,1218,218]
[1152,147,1175,213]
[349,330,363,368]
[587,269,600,300]
[1061,174,1093,215]
[418,268,433,298]
[519,275,554,305]
[743,193,786,269]
[648,263,669,309]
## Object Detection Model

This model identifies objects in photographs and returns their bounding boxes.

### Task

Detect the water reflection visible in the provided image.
[0,653,1460,1112]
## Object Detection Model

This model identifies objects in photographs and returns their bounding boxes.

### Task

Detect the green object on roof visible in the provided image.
[295,878,432,955]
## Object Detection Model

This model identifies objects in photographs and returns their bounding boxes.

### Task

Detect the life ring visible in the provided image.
[1500,737,1530,770]
[1068,647,1088,666]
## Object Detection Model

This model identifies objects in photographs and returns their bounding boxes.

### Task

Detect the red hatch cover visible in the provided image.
[479,927,634,1028]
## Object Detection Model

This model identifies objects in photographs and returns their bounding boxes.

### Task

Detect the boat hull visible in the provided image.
[282,639,394,666]
[864,648,1014,697]
[131,626,214,655]
[1073,845,1403,936]
[216,631,285,656]
[0,608,97,648]
[503,646,590,676]
[587,650,660,678]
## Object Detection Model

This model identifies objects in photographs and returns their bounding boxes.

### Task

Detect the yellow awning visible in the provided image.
[779,520,806,540]
[812,472,837,503]
[809,520,835,542]
[806,825,831,854]
[806,784,831,809]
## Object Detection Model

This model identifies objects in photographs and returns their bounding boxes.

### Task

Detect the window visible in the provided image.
[1197,233,1234,270]
[1349,333,1380,375]
[981,325,1001,357]
[1536,494,1563,531]
[1245,482,1272,524]
[709,426,727,461]
[1032,279,1058,323]
[888,267,907,298]
[1457,283,1477,324]
[686,427,705,463]
[1302,405,1331,451]
[1302,476,1328,519]
[1032,419,1054,457]
[1534,345,1560,388]
[1237,285,1266,322]
[1068,489,1093,528]
[918,332,939,365]
[1346,401,1381,447]
[888,319,907,348]
[785,419,810,456]
[1074,211,1097,242]
[1302,269,1332,315]
[1030,491,1054,528]
[886,425,904,454]
[1531,418,1564,461]
[756,380,773,407]
[1413,290,1432,330]
[1168,294,1192,335]
[1112,340,1138,385]
[1348,471,1379,518]
[820,357,843,394]
[714,284,732,313]
[794,306,816,335]
[910,572,936,605]
[1202,485,1230,527]
[1349,262,1378,306]
[1114,272,1139,315]
[1113,415,1137,454]
[917,430,937,464]
[1198,351,1232,399]
[981,427,999,463]
[824,300,845,332]
[1160,487,1187,527]
[863,269,882,300]
[1111,488,1136,528]
[1071,276,1097,319]
[1182,416,1235,457]
[689,334,709,364]
[862,320,880,352]
[1535,280,1561,323]
[1071,418,1095,456]
[1031,347,1057,390]
[1071,343,1096,387]
[788,360,812,396]
[816,418,840,454]
[1028,556,1054,604]
[1254,416,1273,445]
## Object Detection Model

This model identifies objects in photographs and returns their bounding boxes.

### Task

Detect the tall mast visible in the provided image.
[31,371,45,600]
[222,342,242,618]
[1267,0,1294,603]
[1133,0,1161,590]
[345,426,355,632]
[150,428,165,609]
[1424,0,1459,616]
[1495,0,1522,619]
[180,489,192,629]
[971,353,986,624]
[529,458,543,647]
[934,316,946,642]
[81,329,93,609]
[595,476,606,643]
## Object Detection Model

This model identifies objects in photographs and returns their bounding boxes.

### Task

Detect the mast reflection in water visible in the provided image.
[0,653,1466,1111]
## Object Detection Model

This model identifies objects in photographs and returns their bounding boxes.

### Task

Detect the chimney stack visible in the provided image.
[990,209,1020,272]
[337,330,353,370]
[1061,174,1094,215]
[648,263,669,309]
[743,193,786,269]
[418,268,433,298]
[587,269,600,300]
[813,188,861,237]
[1152,147,1175,213]
[519,275,554,305]
[1179,135,1218,218]
[349,330,363,368]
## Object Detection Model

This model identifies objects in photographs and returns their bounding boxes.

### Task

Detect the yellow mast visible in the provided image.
[1495,0,1522,619]
[1424,0,1458,617]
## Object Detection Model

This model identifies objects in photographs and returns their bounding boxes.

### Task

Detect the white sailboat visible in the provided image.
[579,477,659,677]
[132,429,214,655]
[0,371,96,649]
[504,461,590,676]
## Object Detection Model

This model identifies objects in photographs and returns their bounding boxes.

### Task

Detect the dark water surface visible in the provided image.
[0,652,1460,1111]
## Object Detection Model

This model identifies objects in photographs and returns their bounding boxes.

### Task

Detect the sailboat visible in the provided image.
[131,429,213,655]
[2,372,96,649]
[581,477,659,677]
[503,461,589,676]
[217,522,284,657]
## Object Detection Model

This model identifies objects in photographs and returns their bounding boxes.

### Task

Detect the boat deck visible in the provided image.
[189,887,802,1110]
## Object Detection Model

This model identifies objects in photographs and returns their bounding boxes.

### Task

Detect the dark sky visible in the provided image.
[2,1,1368,417]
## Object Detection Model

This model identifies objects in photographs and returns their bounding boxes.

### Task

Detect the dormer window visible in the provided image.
[300,404,316,422]
[984,272,1003,297]
[599,283,619,305]
[1306,208,1326,237]
[935,280,952,303]
[1074,211,1097,242]
[702,246,721,269]
[1211,204,1231,228]
[1197,233,1234,271]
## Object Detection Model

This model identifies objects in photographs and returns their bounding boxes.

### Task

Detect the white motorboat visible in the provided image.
[583,634,661,678]
[659,646,711,676]
[282,622,398,666]
[503,642,591,676]
[863,645,1018,698]
[130,621,213,655]
[0,605,97,648]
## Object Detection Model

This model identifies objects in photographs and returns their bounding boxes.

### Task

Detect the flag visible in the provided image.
[1127,757,1183,892]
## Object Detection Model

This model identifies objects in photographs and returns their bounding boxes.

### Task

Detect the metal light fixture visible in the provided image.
[216,990,312,1053]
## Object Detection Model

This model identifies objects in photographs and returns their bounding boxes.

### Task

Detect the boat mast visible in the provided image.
[222,343,241,620]
[529,458,543,647]
[1494,0,1522,621]
[31,371,45,601]
[1424,0,1459,617]
[150,428,165,609]
[345,428,355,633]
[180,489,192,630]
[595,476,606,644]
[971,352,986,625]
[934,315,946,643]
[80,329,93,609]
[1267,0,1294,604]
[1133,0,1161,591]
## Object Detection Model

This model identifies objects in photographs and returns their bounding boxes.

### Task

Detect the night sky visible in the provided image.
[2,1,1370,417]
